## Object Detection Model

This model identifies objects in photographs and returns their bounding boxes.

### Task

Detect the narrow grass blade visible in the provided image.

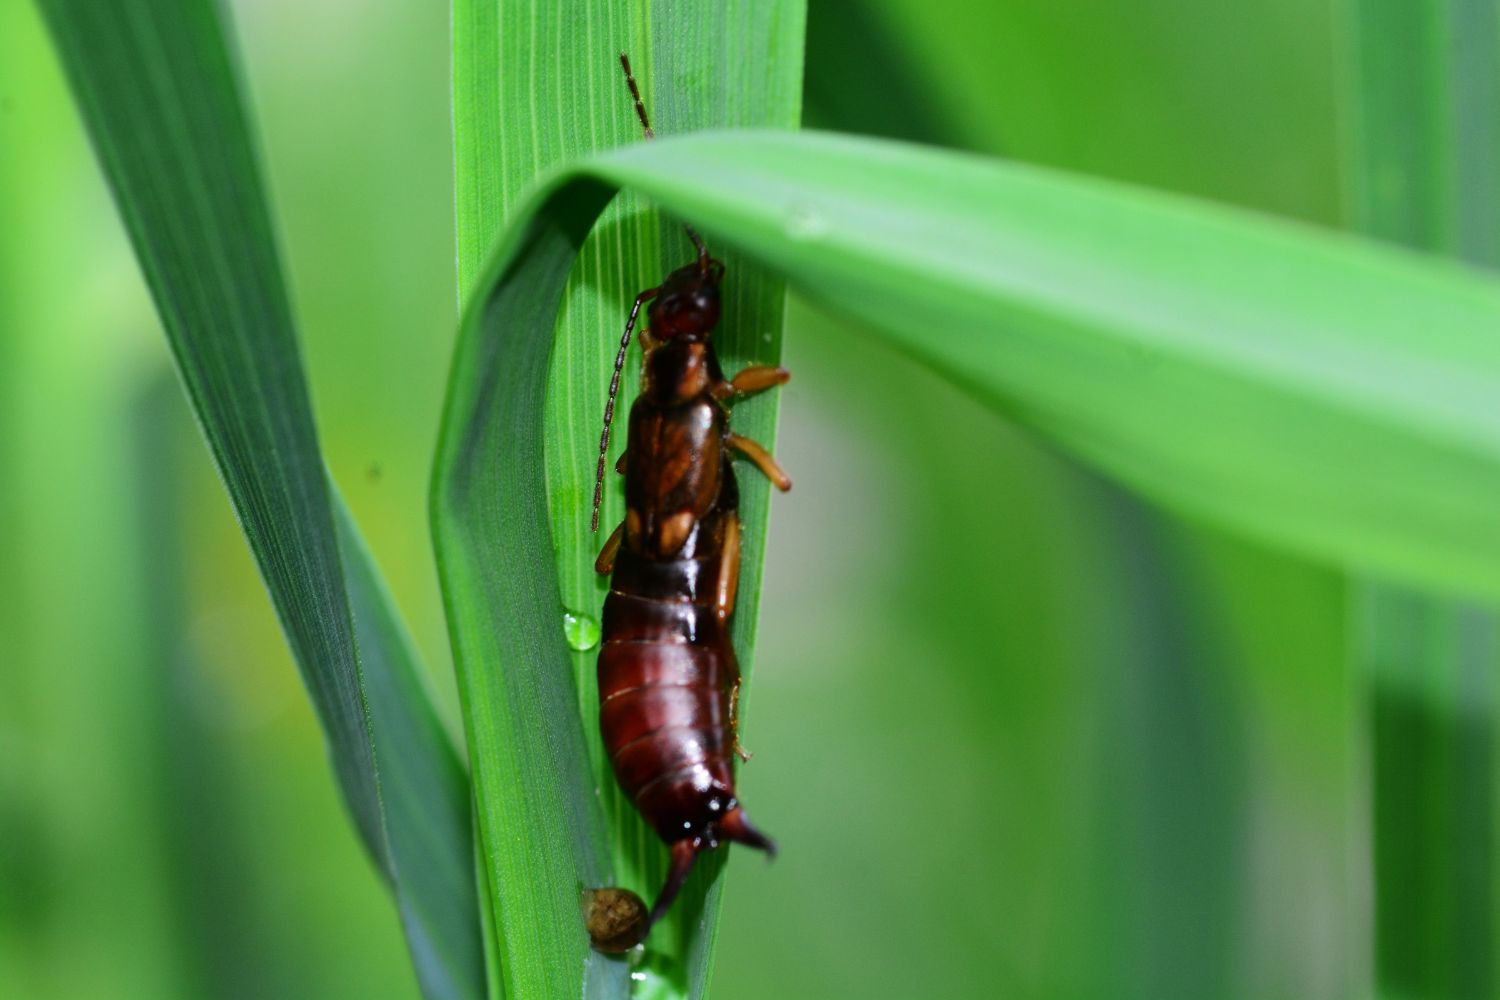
[432,187,619,1000]
[1341,1,1500,996]
[445,6,802,997]
[336,496,484,1000]
[1343,0,1500,263]
[36,2,484,997]
[504,129,1500,601]
[1356,598,1498,997]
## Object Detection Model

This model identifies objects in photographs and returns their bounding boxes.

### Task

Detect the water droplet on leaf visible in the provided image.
[562,611,600,651]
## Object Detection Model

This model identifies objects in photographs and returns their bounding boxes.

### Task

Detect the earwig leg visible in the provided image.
[719,806,777,857]
[647,839,701,930]
[735,365,790,393]
[615,450,627,474]
[729,678,753,763]
[713,365,790,400]
[714,515,741,623]
[595,521,624,575]
[727,433,792,491]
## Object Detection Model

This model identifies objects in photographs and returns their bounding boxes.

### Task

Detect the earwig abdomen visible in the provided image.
[600,459,741,845]
[599,614,736,834]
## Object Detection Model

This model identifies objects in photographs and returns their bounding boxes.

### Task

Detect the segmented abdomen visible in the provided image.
[599,533,739,842]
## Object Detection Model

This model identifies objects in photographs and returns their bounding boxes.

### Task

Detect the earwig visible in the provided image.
[588,53,791,949]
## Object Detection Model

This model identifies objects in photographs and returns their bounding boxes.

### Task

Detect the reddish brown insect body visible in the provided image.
[590,54,791,942]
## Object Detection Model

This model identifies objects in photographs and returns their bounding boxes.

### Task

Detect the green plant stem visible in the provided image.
[1342,1,1500,996]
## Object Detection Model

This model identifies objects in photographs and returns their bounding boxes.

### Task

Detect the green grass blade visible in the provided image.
[1357,598,1498,997]
[35,0,381,868]
[1341,1,1500,995]
[1343,0,1500,263]
[432,188,619,1000]
[504,129,1500,602]
[36,2,484,997]
[336,496,485,1000]
[445,6,802,997]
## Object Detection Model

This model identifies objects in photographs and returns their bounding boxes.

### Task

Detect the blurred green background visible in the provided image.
[1,0,1460,998]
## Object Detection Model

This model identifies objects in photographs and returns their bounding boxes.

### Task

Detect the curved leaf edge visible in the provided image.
[459,129,1500,606]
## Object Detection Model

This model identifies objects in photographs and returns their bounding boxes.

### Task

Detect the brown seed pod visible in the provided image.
[583,886,649,954]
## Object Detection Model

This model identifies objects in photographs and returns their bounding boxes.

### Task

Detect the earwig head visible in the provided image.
[648,259,724,340]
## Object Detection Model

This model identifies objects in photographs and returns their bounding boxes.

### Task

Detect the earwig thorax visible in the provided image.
[644,341,713,404]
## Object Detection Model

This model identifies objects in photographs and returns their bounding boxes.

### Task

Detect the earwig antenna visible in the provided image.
[619,53,709,265]
[619,52,655,139]
[592,286,658,531]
